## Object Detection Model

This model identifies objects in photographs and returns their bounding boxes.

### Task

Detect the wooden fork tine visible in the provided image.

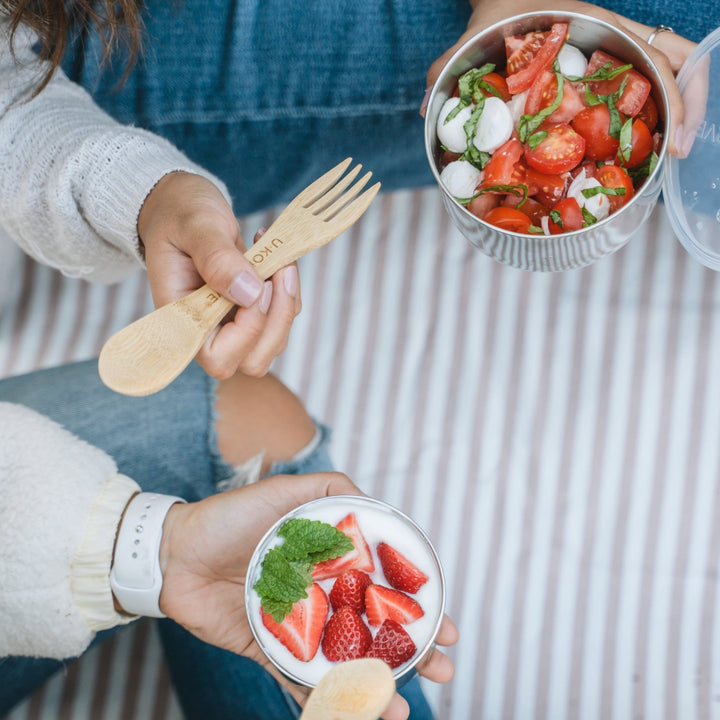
[322,181,381,236]
[291,157,353,207]
[318,171,373,221]
[308,163,362,213]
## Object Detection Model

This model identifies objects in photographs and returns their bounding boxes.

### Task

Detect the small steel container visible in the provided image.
[424,11,671,272]
[245,494,446,689]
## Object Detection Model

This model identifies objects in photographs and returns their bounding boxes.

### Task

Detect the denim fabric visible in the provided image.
[61,0,473,214]
[0,360,434,719]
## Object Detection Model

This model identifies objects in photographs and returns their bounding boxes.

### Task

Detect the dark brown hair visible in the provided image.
[2,0,144,90]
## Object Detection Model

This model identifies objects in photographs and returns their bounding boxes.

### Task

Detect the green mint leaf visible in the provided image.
[263,597,295,624]
[254,547,311,604]
[308,533,354,564]
[277,518,349,560]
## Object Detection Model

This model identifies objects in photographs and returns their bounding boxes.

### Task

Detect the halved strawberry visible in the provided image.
[321,605,373,662]
[329,569,373,614]
[311,513,375,580]
[377,542,429,594]
[364,584,424,627]
[365,619,417,669]
[261,583,329,662]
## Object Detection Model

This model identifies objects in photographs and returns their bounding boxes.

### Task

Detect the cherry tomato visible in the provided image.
[468,192,500,220]
[481,136,524,186]
[502,195,548,226]
[636,95,658,132]
[597,163,634,211]
[548,197,584,234]
[505,30,548,75]
[480,72,511,102]
[571,104,620,161]
[585,50,651,117]
[521,162,568,206]
[524,123,585,175]
[618,118,653,168]
[505,23,569,95]
[525,70,586,124]
[483,206,533,233]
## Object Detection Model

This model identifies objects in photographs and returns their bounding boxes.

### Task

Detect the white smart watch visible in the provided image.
[109,492,186,617]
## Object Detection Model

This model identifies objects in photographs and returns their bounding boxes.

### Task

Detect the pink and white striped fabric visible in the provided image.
[3,186,720,720]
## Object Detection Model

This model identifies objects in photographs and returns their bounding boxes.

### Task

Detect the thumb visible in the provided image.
[194,242,265,308]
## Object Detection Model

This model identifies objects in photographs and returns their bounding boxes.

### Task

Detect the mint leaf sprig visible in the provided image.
[254,518,353,622]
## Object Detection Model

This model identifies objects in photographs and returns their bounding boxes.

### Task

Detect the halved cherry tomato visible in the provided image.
[480,72,512,102]
[505,23,569,95]
[597,163,634,211]
[525,70,586,124]
[520,162,568,206]
[524,123,585,175]
[481,136,524,186]
[618,118,653,168]
[483,206,533,233]
[571,104,620,161]
[636,95,658,132]
[548,197,584,234]
[585,50,651,117]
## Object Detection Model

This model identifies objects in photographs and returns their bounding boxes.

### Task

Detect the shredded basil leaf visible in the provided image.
[566,61,633,83]
[527,130,548,151]
[617,117,634,163]
[549,209,563,228]
[445,63,497,123]
[581,185,626,198]
[518,61,565,144]
[628,151,659,183]
[457,183,529,207]
[582,207,598,225]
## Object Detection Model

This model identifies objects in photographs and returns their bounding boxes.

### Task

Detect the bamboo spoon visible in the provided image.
[299,658,395,720]
[98,158,380,396]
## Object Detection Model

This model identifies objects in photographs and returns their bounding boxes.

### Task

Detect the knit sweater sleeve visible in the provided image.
[0,20,232,284]
[0,402,142,660]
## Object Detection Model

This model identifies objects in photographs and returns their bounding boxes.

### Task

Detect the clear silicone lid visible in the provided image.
[664,26,720,269]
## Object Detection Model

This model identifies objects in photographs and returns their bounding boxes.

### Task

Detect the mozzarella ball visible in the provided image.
[472,96,514,154]
[557,44,588,78]
[437,98,473,153]
[567,171,611,221]
[440,160,482,200]
[507,90,529,128]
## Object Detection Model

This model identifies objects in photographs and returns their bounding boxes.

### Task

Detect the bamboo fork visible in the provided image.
[98,158,380,396]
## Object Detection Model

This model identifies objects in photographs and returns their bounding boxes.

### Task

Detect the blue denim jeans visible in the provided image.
[62,0,473,215]
[0,360,434,719]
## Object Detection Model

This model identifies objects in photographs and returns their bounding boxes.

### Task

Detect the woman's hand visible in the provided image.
[155,472,458,719]
[424,0,697,155]
[137,171,302,379]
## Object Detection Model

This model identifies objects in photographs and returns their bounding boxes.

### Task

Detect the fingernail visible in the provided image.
[228,270,263,307]
[419,87,431,117]
[674,124,685,156]
[253,226,267,244]
[681,126,696,159]
[259,280,273,314]
[283,265,298,297]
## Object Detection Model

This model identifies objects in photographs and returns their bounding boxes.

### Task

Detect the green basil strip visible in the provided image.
[581,185,626,199]
[527,130,548,151]
[462,97,485,147]
[527,225,545,234]
[459,144,491,171]
[566,61,633,84]
[582,207,598,225]
[628,151,659,183]
[617,117,634,163]
[445,63,497,123]
[519,63,565,144]
[549,209,563,228]
[458,183,529,207]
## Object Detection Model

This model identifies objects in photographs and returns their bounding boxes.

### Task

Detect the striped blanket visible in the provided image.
[4,187,720,720]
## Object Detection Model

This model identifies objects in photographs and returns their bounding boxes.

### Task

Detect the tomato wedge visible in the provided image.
[505,23,569,95]
[480,72,512,102]
[505,30,548,75]
[548,197,584,234]
[636,95,658,132]
[571,104,620,161]
[524,123,585,175]
[483,206,533,233]
[597,163,634,211]
[525,70,586,124]
[585,50,651,117]
[617,118,653,168]
[481,136,524,186]
[520,162,568,206]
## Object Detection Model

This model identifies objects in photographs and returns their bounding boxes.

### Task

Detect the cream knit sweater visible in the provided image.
[0,19,230,659]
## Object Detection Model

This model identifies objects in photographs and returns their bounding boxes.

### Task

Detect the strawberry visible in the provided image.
[328,569,373,614]
[312,513,375,580]
[365,619,417,668]
[321,605,373,662]
[261,582,329,662]
[377,542,429,594]
[364,584,424,627]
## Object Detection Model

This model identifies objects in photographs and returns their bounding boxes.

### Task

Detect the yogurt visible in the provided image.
[245,495,445,688]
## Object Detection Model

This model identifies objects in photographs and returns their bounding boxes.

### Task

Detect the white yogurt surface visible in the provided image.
[245,495,444,687]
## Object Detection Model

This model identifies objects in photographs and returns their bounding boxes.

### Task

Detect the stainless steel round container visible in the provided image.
[424,11,671,272]
[244,494,446,689]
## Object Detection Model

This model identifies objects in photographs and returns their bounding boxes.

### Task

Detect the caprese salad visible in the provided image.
[435,22,662,235]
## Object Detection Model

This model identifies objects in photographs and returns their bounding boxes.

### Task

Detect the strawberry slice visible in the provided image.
[377,542,429,594]
[364,584,424,627]
[260,583,329,662]
[365,619,417,669]
[311,513,375,580]
[329,569,373,614]
[321,605,373,662]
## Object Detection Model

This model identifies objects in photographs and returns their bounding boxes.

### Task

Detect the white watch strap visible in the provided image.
[110,492,186,617]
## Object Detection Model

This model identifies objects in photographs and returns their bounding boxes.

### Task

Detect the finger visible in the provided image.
[435,614,459,647]
[379,693,410,720]
[237,265,301,375]
[417,647,455,684]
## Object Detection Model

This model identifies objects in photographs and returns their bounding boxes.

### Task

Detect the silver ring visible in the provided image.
[646,24,674,46]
